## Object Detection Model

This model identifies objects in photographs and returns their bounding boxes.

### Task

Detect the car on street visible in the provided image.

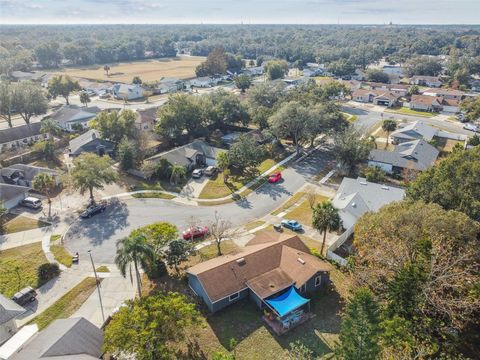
[182,225,209,240]
[20,197,42,210]
[204,166,218,177]
[12,286,37,306]
[463,123,479,132]
[268,172,282,183]
[192,169,203,179]
[281,219,303,232]
[80,202,107,218]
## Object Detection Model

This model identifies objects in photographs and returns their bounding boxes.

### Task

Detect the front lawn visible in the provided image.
[285,194,330,225]
[131,192,176,199]
[29,277,99,330]
[1,214,50,235]
[386,107,437,118]
[187,240,240,267]
[199,158,284,200]
[244,220,266,231]
[0,242,49,297]
[50,244,73,268]
[271,192,305,216]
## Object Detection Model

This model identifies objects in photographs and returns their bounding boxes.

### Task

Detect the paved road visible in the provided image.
[63,149,334,263]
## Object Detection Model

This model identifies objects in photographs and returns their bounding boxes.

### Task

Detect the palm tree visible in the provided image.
[103,65,110,76]
[32,173,56,219]
[312,201,341,255]
[79,91,91,107]
[170,165,187,185]
[115,233,155,298]
[382,119,397,148]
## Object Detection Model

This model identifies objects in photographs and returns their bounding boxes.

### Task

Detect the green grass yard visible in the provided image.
[29,277,99,330]
[50,244,73,268]
[131,192,176,200]
[386,107,437,118]
[285,194,330,225]
[0,243,49,297]
[271,192,305,216]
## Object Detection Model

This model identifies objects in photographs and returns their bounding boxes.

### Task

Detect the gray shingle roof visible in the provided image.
[0,184,28,204]
[0,294,25,325]
[369,139,439,171]
[0,123,43,145]
[68,130,115,156]
[146,140,223,167]
[50,105,100,126]
[10,317,103,360]
[390,120,437,141]
[7,164,59,182]
[332,177,405,229]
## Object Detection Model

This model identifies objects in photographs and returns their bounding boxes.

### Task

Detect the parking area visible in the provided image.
[179,176,210,198]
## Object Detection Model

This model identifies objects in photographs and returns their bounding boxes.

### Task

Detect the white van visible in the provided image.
[20,197,43,209]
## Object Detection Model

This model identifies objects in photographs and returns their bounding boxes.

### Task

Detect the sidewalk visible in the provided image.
[0,226,55,251]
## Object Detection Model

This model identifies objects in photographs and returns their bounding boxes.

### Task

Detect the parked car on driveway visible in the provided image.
[463,123,478,132]
[20,197,42,210]
[182,225,209,240]
[268,172,282,183]
[281,219,303,232]
[12,286,37,306]
[204,166,218,177]
[192,169,203,179]
[80,202,107,218]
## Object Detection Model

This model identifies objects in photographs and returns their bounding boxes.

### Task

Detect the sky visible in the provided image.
[1,0,479,25]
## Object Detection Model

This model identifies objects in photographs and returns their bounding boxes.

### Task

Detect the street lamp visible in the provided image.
[88,250,106,324]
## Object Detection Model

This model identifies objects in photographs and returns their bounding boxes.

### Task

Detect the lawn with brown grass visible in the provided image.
[271,192,305,216]
[54,56,206,83]
[285,194,330,225]
[0,242,48,297]
[1,214,50,235]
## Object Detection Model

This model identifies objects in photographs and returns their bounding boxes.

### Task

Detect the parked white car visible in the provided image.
[463,123,479,132]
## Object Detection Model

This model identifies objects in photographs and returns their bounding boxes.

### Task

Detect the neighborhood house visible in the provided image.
[0,294,25,345]
[68,129,115,157]
[0,123,48,153]
[50,105,101,132]
[188,232,332,332]
[409,76,442,88]
[0,164,60,188]
[112,83,144,100]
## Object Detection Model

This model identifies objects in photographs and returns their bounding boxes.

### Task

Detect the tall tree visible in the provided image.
[196,47,228,76]
[32,173,56,219]
[103,64,110,76]
[164,239,195,273]
[208,211,237,256]
[70,153,117,204]
[381,119,397,147]
[333,126,373,175]
[131,222,178,254]
[117,137,137,171]
[407,146,480,220]
[132,76,142,84]
[335,287,381,360]
[234,74,252,93]
[0,81,15,128]
[103,292,200,360]
[365,69,390,83]
[227,134,265,173]
[269,101,310,155]
[13,81,48,124]
[264,59,289,80]
[79,91,91,107]
[47,75,80,105]
[170,165,187,185]
[115,233,155,297]
[91,110,136,144]
[312,200,341,255]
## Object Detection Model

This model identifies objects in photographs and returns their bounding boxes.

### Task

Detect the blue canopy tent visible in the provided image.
[265,286,310,317]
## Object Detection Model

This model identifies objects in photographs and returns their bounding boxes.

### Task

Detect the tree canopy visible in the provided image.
[91,110,136,144]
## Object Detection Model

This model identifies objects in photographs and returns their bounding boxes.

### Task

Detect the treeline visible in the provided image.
[1,24,480,74]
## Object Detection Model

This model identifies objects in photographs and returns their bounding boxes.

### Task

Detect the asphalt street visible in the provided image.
[63,149,334,263]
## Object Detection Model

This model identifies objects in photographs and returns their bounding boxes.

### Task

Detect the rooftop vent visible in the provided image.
[236,258,246,265]
[297,258,305,265]
[269,283,276,288]
[351,202,356,208]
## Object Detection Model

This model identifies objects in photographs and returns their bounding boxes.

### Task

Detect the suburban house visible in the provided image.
[50,105,102,132]
[112,83,144,100]
[135,108,157,132]
[243,66,264,76]
[7,317,103,360]
[422,88,465,100]
[437,97,461,113]
[0,294,25,345]
[327,177,406,265]
[367,82,409,97]
[351,88,400,107]
[409,94,443,112]
[302,64,325,77]
[189,77,219,88]
[68,129,115,157]
[409,76,442,88]
[144,139,222,171]
[0,184,29,209]
[0,123,48,153]
[0,164,60,188]
[470,79,480,92]
[155,78,185,94]
[368,139,439,175]
[10,71,46,83]
[390,120,438,144]
[188,232,332,332]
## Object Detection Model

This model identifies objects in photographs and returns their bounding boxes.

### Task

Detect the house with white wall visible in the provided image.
[0,123,48,153]
[112,83,144,100]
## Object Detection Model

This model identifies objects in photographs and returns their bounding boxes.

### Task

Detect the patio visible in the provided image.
[263,311,316,336]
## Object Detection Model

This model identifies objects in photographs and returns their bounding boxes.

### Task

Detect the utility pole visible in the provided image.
[88,250,105,324]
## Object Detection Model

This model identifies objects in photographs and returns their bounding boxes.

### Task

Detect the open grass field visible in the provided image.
[0,242,48,297]
[55,56,206,83]
[29,277,98,330]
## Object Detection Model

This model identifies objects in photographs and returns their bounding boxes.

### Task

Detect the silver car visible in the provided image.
[20,197,42,209]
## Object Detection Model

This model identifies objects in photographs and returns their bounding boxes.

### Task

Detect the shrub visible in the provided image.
[37,263,60,284]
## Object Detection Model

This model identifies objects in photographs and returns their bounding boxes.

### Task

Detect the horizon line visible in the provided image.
[1,22,480,26]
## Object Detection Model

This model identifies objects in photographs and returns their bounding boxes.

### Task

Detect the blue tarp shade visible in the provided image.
[265,286,309,317]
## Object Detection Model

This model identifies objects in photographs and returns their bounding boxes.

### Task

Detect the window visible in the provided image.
[229,292,240,302]
[315,276,322,287]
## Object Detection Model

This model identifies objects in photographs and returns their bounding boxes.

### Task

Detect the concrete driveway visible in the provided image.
[63,149,334,263]
[180,176,209,198]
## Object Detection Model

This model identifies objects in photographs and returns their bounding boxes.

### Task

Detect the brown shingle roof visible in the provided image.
[188,232,332,302]
[411,94,437,106]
